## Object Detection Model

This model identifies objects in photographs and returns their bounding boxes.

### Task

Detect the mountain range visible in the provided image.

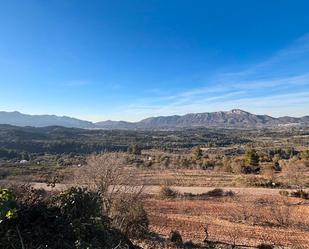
[0,110,308,129]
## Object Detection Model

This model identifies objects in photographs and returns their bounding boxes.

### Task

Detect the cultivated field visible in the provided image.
[1,126,308,248]
[145,191,309,248]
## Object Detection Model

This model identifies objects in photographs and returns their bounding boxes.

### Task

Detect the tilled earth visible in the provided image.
[144,193,309,248]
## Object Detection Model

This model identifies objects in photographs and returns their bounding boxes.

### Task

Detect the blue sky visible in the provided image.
[0,0,309,121]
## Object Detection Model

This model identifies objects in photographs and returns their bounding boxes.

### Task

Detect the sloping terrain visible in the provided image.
[0,111,94,128]
[0,109,308,129]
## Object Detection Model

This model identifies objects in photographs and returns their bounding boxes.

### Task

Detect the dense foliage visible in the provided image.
[0,186,136,249]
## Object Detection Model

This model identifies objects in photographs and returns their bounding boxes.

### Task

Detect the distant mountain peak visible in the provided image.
[0,109,308,129]
[228,109,249,114]
[0,111,94,128]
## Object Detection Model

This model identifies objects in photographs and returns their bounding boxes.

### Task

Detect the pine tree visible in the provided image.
[244,149,259,167]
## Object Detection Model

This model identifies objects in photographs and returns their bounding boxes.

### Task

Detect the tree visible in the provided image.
[244,149,259,167]
[75,153,143,213]
[283,159,307,190]
[127,144,141,155]
[74,153,148,239]
[192,146,202,161]
[21,152,30,161]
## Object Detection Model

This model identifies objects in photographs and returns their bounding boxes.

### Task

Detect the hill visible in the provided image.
[96,109,309,129]
[0,111,95,128]
[0,109,308,129]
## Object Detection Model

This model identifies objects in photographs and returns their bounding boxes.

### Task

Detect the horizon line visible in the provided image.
[1,108,308,123]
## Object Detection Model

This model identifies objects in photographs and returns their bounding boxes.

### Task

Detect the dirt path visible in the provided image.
[144,186,287,196]
[1,179,303,197]
[26,182,290,196]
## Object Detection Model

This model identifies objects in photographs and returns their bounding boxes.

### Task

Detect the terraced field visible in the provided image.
[145,193,309,248]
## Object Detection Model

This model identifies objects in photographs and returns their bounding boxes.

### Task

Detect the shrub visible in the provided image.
[300,150,309,160]
[10,184,46,206]
[270,199,292,227]
[230,157,245,173]
[169,230,183,245]
[225,190,236,197]
[183,240,197,248]
[279,190,289,197]
[0,187,135,249]
[128,144,142,155]
[279,189,309,199]
[241,165,260,174]
[52,187,103,221]
[192,146,202,161]
[290,189,309,199]
[109,194,149,239]
[245,176,281,188]
[172,189,235,200]
[0,189,17,222]
[257,244,274,249]
[206,188,224,197]
[221,157,233,172]
[159,186,178,199]
[201,159,215,170]
[182,192,204,199]
[0,187,75,249]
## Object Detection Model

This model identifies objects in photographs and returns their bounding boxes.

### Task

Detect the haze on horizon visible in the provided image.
[0,0,309,122]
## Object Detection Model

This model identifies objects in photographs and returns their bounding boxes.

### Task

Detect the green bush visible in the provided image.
[0,189,17,223]
[0,187,135,249]
[245,148,259,167]
[52,187,103,221]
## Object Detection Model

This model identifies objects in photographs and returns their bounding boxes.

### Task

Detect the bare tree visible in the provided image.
[75,153,143,213]
[269,197,292,227]
[227,196,254,224]
[282,159,307,190]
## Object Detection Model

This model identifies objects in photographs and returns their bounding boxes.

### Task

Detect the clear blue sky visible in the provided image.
[0,0,309,121]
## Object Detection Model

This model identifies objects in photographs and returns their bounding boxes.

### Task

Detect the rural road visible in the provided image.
[1,180,302,196]
[27,182,289,196]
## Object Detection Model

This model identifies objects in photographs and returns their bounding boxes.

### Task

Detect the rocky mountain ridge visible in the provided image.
[0,109,308,129]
